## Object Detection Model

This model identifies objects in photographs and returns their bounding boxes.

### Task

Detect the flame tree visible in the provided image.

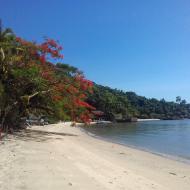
[0,26,94,133]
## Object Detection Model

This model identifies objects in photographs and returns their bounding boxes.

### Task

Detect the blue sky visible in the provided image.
[1,0,190,102]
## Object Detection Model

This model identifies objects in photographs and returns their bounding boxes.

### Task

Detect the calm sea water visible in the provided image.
[84,120,190,162]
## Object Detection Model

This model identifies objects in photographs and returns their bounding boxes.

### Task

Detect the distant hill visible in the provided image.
[87,83,190,121]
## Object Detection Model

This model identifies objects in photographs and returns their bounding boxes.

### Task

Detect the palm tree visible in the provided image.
[0,19,14,41]
[176,96,182,104]
[0,19,14,61]
[0,20,16,133]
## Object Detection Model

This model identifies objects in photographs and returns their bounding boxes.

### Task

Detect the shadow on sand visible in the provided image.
[2,129,78,143]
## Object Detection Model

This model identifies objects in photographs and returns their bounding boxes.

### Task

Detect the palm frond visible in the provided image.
[2,28,14,37]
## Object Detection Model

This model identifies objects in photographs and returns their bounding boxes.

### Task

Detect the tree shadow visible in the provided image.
[6,129,78,142]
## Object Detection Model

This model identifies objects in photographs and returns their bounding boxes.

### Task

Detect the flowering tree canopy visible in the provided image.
[0,26,95,132]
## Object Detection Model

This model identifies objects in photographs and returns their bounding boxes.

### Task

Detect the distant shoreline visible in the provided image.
[137,118,161,121]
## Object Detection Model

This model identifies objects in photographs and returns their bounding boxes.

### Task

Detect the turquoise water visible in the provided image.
[85,120,190,162]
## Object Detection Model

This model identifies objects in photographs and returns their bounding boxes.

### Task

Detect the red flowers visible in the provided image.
[39,55,46,63]
[39,38,63,59]
[75,99,94,109]
[15,35,95,123]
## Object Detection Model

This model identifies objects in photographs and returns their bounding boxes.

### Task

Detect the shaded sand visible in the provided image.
[0,123,190,190]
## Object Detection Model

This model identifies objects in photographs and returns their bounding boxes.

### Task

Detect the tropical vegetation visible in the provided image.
[87,84,190,121]
[0,23,94,134]
[1,23,190,135]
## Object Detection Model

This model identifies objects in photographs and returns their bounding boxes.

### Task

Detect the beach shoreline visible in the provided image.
[0,122,190,190]
[80,125,190,165]
[137,118,161,121]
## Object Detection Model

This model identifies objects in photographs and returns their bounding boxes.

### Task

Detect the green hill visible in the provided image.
[87,84,190,121]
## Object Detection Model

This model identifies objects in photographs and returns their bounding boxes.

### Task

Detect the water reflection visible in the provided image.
[85,120,190,161]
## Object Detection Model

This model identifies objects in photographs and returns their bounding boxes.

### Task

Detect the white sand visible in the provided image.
[137,119,161,121]
[0,122,190,190]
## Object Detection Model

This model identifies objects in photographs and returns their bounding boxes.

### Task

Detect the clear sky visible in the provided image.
[1,0,190,102]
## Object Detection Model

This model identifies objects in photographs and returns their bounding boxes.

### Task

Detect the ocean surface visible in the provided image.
[84,120,190,162]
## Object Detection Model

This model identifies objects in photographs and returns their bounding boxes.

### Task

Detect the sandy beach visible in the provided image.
[0,123,190,190]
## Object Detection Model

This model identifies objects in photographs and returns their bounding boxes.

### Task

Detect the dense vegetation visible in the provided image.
[0,24,94,133]
[1,23,189,136]
[87,84,190,121]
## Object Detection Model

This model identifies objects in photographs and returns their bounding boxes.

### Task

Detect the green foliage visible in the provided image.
[56,63,81,76]
[87,84,132,120]
[0,24,94,132]
[88,84,190,120]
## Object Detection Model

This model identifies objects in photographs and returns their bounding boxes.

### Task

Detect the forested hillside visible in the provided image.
[87,84,190,120]
[1,24,189,134]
